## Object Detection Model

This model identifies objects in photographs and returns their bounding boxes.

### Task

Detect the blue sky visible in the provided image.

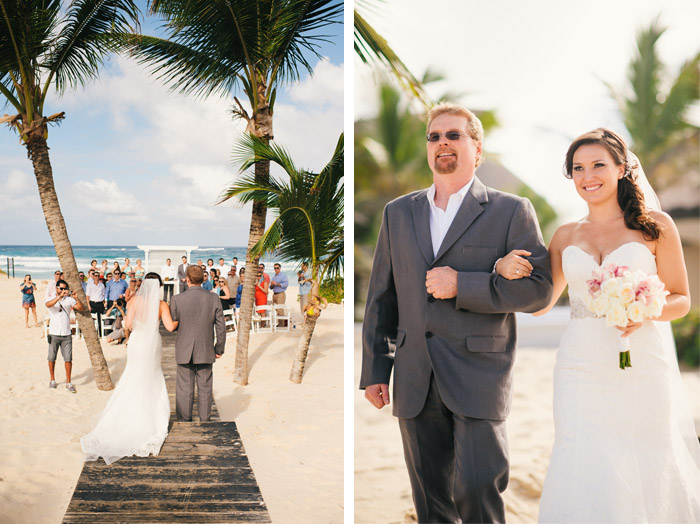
[0,2,343,246]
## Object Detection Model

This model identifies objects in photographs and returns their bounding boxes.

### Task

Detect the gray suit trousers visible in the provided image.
[176,362,213,422]
[399,374,508,524]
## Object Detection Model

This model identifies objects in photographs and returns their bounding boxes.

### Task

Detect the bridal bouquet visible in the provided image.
[583,263,668,369]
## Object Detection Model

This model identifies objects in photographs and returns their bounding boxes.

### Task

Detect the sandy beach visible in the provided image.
[354,317,700,524]
[0,277,342,524]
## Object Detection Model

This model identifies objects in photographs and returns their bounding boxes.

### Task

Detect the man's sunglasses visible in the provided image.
[426,131,468,142]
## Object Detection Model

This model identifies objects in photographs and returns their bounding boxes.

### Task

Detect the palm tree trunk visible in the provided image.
[289,313,319,383]
[25,136,114,391]
[234,159,270,385]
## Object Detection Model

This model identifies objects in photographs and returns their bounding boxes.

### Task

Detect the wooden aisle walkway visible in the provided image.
[64,329,270,523]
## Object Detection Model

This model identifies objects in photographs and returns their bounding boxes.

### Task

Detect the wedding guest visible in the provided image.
[20,274,38,328]
[298,262,312,316]
[206,258,215,273]
[46,280,84,393]
[133,259,145,279]
[125,277,138,303]
[86,271,106,336]
[217,257,227,275]
[270,263,289,308]
[105,270,128,309]
[161,258,178,303]
[112,261,121,274]
[226,267,241,294]
[78,272,87,293]
[202,270,213,291]
[89,259,98,274]
[104,301,126,344]
[232,257,239,272]
[196,259,204,267]
[122,258,132,275]
[255,263,270,311]
[235,269,245,310]
[216,278,232,310]
[46,269,62,301]
[99,259,109,277]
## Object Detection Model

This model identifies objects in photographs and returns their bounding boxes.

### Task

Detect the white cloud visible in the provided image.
[0,169,37,211]
[289,58,344,107]
[73,178,142,215]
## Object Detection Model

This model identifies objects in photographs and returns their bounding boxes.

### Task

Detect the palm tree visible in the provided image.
[0,0,141,391]
[607,18,699,189]
[127,0,342,385]
[219,133,343,383]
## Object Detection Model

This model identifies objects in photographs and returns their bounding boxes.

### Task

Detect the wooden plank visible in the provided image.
[64,329,269,523]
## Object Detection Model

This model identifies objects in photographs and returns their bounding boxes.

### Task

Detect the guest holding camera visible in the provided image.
[45,280,84,393]
[20,274,38,328]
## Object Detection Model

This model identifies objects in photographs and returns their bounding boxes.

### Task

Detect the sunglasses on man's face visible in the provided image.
[426,131,467,143]
[58,287,68,291]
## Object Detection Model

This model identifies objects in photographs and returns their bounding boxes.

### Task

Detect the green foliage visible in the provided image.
[517,184,558,240]
[672,308,700,368]
[221,133,344,284]
[607,18,699,189]
[320,275,343,304]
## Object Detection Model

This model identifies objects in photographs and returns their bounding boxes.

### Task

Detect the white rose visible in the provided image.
[601,278,620,296]
[617,281,636,304]
[592,295,610,317]
[605,299,628,327]
[647,297,664,318]
[627,300,647,323]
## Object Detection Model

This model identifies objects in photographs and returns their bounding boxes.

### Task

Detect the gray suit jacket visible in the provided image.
[360,177,553,421]
[177,263,187,281]
[170,286,226,365]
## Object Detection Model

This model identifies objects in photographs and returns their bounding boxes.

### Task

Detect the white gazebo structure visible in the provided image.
[137,245,198,296]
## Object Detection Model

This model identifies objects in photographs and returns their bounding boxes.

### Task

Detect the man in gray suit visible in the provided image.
[177,255,189,294]
[360,102,553,523]
[170,264,226,422]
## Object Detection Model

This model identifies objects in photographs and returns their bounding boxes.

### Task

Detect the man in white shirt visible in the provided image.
[85,270,106,336]
[46,279,84,393]
[161,258,178,303]
[46,269,62,301]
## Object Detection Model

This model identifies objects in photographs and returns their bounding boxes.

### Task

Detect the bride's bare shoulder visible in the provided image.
[549,222,579,252]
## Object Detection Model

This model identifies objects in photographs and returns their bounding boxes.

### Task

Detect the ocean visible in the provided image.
[0,245,301,282]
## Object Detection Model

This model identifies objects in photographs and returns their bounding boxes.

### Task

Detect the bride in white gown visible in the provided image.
[81,273,178,465]
[498,128,700,522]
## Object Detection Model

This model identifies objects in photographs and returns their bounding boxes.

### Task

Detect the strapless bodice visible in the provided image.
[563,242,657,316]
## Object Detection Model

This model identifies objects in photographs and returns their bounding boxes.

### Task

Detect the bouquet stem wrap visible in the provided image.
[618,334,631,370]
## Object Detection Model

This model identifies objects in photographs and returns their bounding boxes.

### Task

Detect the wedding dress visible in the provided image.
[81,279,170,465]
[539,242,700,523]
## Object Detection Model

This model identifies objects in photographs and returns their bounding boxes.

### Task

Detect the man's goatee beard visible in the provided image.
[435,161,457,174]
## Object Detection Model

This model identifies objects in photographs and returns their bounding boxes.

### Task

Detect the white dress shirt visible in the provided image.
[48,297,77,336]
[426,178,475,257]
[85,280,106,302]
[161,264,178,280]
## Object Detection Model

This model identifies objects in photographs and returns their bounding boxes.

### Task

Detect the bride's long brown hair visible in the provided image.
[563,128,661,240]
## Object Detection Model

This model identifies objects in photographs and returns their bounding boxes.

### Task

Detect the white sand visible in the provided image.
[354,320,700,524]
[0,278,342,524]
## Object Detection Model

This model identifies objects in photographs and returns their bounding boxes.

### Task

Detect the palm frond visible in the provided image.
[231,133,299,176]
[45,0,140,98]
[354,8,429,107]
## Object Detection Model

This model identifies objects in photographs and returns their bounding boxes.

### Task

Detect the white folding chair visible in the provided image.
[222,308,237,337]
[101,315,115,338]
[274,304,291,332]
[252,305,274,333]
